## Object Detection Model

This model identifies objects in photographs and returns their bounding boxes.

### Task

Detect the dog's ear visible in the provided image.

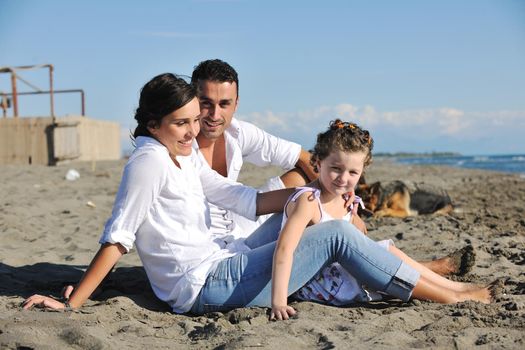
[356,183,369,195]
[369,181,382,195]
[358,207,374,218]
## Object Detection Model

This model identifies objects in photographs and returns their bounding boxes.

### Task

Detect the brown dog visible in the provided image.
[356,180,453,218]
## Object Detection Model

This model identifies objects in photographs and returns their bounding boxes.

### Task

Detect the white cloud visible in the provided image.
[238,104,525,153]
[117,105,523,156]
[243,110,291,131]
[436,108,468,135]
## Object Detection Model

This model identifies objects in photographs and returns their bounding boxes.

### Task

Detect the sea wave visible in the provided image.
[473,156,489,162]
[395,154,525,175]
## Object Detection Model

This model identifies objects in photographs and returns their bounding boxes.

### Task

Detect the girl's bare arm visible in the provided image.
[270,196,317,320]
[351,214,368,234]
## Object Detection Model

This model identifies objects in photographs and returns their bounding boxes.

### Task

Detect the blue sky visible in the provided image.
[1,0,524,155]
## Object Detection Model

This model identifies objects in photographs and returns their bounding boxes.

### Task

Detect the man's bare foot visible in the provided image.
[449,245,476,276]
[423,245,476,276]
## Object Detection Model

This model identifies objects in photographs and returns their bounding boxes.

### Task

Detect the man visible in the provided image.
[190,59,322,240]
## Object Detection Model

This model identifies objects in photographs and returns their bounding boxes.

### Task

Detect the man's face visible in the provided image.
[196,80,238,140]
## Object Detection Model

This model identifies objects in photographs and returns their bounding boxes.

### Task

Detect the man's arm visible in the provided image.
[255,188,296,216]
[294,149,317,183]
[237,119,302,170]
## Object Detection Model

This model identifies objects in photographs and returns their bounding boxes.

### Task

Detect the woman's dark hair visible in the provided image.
[133,73,197,138]
[310,119,374,172]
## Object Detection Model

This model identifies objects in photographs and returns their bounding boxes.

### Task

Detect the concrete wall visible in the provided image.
[0,115,121,165]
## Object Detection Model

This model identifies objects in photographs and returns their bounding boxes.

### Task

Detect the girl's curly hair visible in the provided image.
[310,119,374,173]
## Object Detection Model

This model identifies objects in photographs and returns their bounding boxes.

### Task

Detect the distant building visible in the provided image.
[0,64,121,165]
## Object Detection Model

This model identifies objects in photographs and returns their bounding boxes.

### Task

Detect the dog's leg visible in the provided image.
[374,208,412,218]
[432,204,454,216]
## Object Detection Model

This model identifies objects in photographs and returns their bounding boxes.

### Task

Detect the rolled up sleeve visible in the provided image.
[99,151,166,252]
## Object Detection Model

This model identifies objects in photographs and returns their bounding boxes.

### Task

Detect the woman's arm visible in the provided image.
[24,146,166,310]
[271,196,317,320]
[23,243,125,310]
[67,243,126,308]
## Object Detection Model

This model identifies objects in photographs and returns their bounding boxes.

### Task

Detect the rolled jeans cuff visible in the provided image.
[384,262,420,301]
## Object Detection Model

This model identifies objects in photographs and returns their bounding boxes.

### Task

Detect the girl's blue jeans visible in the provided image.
[190,214,420,314]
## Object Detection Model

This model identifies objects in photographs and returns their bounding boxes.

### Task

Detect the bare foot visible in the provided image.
[449,245,476,276]
[488,278,505,302]
[456,281,484,292]
[457,279,504,304]
[424,245,476,276]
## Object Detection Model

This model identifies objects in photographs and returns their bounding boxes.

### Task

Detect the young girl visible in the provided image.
[271,120,499,320]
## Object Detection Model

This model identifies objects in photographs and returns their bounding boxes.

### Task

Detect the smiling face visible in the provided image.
[196,80,238,140]
[148,97,201,157]
[317,149,367,198]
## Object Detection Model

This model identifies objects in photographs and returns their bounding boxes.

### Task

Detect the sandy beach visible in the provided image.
[1,159,524,349]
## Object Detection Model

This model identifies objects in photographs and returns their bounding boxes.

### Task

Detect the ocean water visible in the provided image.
[393,154,525,175]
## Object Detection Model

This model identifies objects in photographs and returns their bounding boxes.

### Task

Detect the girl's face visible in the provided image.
[148,97,201,157]
[317,149,366,197]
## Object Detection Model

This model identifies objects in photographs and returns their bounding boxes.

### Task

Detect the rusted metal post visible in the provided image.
[2,89,85,116]
[48,64,55,122]
[10,71,18,117]
[80,90,85,116]
[1,64,83,118]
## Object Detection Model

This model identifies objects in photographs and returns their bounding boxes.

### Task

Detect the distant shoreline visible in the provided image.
[374,151,461,158]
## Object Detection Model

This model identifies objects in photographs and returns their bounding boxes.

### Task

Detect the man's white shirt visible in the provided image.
[192,118,302,240]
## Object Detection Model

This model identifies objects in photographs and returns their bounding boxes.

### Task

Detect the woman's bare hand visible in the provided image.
[22,295,67,310]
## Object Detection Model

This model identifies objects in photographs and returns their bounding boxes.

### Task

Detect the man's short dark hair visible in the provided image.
[191,59,239,95]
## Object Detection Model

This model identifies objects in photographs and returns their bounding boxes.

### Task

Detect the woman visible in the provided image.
[22,73,483,316]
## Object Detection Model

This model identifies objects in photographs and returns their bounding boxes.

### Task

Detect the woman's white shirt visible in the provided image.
[99,136,257,313]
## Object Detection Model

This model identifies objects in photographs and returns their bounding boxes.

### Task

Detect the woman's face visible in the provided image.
[148,97,201,157]
[317,149,366,197]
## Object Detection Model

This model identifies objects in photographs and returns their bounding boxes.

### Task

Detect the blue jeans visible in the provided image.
[190,214,420,314]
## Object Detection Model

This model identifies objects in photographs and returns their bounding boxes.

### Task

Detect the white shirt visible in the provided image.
[99,136,257,313]
[192,118,302,239]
